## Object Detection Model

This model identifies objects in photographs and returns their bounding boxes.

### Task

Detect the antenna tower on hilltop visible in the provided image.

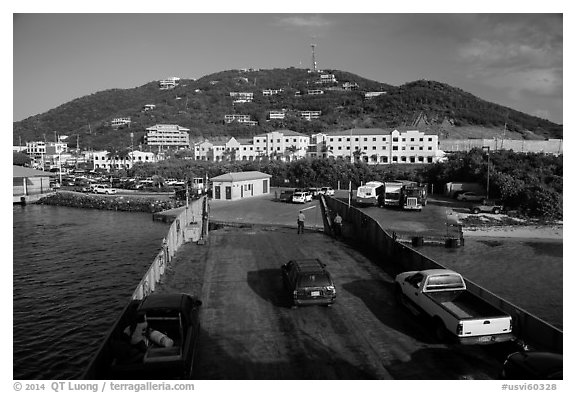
[311,44,317,72]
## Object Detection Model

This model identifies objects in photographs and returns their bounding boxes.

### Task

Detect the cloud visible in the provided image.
[457,15,562,99]
[275,15,334,29]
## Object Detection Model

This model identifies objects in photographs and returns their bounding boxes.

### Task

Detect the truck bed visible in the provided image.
[426,290,508,320]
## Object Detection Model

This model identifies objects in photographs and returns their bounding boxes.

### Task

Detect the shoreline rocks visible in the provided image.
[36,191,185,213]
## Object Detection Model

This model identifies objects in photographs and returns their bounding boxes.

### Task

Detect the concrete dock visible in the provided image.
[151,194,510,379]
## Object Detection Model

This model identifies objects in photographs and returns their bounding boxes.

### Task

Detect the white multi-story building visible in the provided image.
[144,124,190,149]
[310,128,440,164]
[193,130,309,162]
[193,137,256,162]
[342,82,359,91]
[91,150,157,170]
[252,130,310,161]
[224,114,258,126]
[268,110,286,120]
[365,91,387,99]
[307,89,324,95]
[229,92,254,103]
[299,111,322,121]
[262,89,283,96]
[26,141,68,161]
[317,74,337,84]
[111,117,131,128]
[159,77,180,90]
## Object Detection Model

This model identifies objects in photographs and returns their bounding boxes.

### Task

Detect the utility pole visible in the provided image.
[483,146,490,200]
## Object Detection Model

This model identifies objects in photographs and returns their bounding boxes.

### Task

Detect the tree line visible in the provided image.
[123,149,562,220]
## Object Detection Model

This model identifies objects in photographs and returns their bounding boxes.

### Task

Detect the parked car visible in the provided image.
[93,184,117,195]
[82,293,202,379]
[501,350,562,380]
[279,189,296,203]
[471,200,504,214]
[74,185,92,193]
[457,192,486,202]
[306,188,320,199]
[320,187,335,196]
[281,259,336,307]
[291,191,312,203]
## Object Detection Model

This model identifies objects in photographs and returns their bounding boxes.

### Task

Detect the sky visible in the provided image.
[12,7,565,125]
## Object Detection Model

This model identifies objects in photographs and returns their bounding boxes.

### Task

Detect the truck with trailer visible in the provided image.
[356,181,384,206]
[381,181,404,207]
[400,184,428,211]
[395,269,515,345]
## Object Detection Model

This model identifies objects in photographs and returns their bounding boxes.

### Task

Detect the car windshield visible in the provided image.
[298,273,331,287]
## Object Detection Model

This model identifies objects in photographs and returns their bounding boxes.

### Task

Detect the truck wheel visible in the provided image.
[493,208,501,214]
[472,208,480,214]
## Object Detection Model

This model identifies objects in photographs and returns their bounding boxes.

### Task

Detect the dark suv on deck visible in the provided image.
[281,259,336,307]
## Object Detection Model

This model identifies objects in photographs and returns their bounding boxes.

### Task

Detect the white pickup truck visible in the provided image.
[395,269,515,345]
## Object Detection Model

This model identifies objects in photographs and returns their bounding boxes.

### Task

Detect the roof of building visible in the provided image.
[211,171,271,182]
[254,129,309,138]
[323,127,438,136]
[13,165,54,178]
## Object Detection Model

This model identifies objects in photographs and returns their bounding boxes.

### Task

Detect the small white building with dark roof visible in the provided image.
[210,171,272,201]
[13,165,55,203]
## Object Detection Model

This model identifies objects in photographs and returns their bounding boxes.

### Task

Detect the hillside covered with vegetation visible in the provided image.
[13,68,563,150]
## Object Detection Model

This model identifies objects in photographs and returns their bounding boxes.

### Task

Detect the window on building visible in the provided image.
[338,146,342,150]
[402,146,406,150]
[355,138,359,142]
[330,138,334,142]
[363,146,368,150]
[372,146,376,150]
[410,147,415,150]
[346,146,350,150]
[428,137,433,142]
[427,157,433,163]
[420,138,424,142]
[410,138,415,142]
[392,156,398,162]
[373,138,376,141]
[419,147,423,150]
[364,138,368,142]
[393,146,398,151]
[428,146,432,150]
[393,137,398,142]
[418,156,424,162]
[346,137,350,142]
[401,156,407,162]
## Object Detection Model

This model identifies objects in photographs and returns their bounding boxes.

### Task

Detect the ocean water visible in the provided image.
[13,204,168,380]
[417,237,563,329]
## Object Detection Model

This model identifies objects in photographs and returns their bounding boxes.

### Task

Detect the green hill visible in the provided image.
[13,68,562,150]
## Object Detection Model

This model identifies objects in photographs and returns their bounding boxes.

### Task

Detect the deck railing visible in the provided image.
[132,196,207,300]
[321,195,563,353]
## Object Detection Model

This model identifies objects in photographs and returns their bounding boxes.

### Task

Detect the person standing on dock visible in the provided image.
[297,210,305,234]
[333,213,343,238]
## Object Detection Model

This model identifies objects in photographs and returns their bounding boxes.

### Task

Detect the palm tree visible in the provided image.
[352,148,366,162]
[284,145,298,162]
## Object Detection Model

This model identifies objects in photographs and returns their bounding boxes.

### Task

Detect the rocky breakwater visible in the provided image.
[37,191,185,213]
